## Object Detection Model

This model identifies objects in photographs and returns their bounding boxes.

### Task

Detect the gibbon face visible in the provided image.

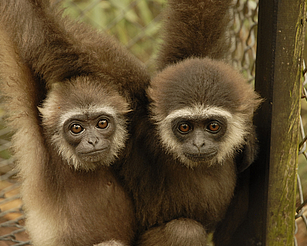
[149,58,261,169]
[169,107,228,163]
[39,77,130,171]
[62,109,117,164]
[154,104,247,168]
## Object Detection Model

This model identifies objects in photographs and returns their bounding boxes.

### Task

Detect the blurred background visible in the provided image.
[0,0,306,245]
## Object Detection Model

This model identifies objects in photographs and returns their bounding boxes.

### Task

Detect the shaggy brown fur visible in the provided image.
[0,0,150,245]
[120,1,262,245]
[156,0,232,71]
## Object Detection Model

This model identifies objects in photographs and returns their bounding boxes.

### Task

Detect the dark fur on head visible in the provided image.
[120,0,262,245]
[150,58,259,118]
[0,0,150,245]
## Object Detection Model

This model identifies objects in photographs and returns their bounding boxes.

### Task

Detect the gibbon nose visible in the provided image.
[193,141,205,151]
[88,137,99,146]
[193,133,206,150]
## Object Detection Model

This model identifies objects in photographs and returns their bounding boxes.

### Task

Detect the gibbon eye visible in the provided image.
[207,122,221,133]
[178,123,191,133]
[70,124,84,134]
[97,119,109,129]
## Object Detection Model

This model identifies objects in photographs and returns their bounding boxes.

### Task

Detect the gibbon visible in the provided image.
[120,0,262,245]
[0,0,150,245]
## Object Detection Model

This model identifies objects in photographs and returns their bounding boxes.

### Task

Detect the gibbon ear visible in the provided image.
[236,126,259,173]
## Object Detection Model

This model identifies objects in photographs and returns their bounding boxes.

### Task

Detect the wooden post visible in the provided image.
[245,0,305,245]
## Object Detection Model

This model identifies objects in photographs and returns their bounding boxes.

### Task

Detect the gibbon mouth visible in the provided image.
[80,148,108,156]
[184,151,217,161]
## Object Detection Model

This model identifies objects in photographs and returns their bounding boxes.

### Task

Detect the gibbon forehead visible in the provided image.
[56,78,130,112]
[148,57,254,118]
[40,78,130,125]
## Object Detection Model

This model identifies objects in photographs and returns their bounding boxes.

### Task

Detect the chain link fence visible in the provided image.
[0,0,306,245]
[296,59,307,245]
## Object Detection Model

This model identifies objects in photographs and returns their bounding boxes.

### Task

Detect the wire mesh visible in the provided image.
[296,60,307,246]
[0,0,305,245]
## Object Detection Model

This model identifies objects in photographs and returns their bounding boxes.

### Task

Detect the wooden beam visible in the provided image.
[247,0,305,245]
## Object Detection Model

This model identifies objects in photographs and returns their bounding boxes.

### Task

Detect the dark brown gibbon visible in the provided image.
[0,0,150,245]
[120,0,262,245]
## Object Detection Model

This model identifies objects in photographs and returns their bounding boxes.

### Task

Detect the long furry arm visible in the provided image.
[0,30,50,194]
[0,1,52,180]
[0,0,94,85]
[0,0,74,130]
[2,0,149,103]
[156,0,233,70]
[0,0,50,131]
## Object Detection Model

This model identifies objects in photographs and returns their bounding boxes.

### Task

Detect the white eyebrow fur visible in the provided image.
[164,106,233,122]
[59,105,118,126]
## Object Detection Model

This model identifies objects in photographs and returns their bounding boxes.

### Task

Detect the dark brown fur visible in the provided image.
[156,0,232,71]
[0,0,150,245]
[121,1,261,245]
